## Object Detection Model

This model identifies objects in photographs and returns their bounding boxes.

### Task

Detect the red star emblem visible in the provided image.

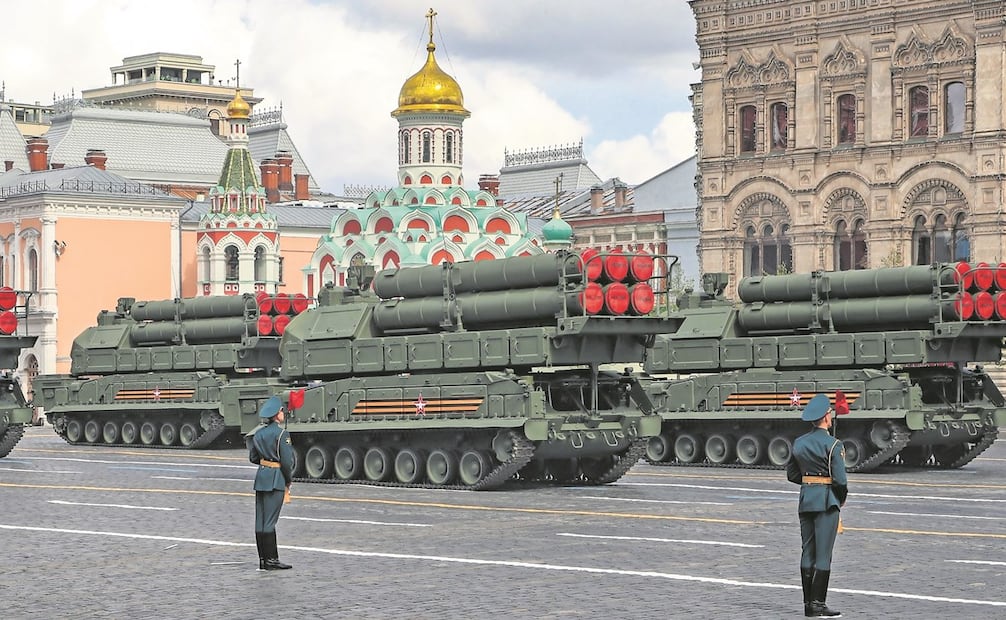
[153,387,161,401]
[789,388,801,407]
[415,394,426,416]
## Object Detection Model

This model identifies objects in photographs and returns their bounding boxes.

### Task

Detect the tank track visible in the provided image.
[644,422,912,473]
[52,411,227,451]
[0,424,25,458]
[584,438,648,485]
[936,429,999,470]
[291,430,536,491]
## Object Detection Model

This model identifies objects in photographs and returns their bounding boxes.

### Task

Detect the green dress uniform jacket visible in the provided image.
[248,421,294,491]
[786,428,849,511]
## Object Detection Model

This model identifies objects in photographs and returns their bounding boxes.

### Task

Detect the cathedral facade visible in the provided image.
[689,0,1006,288]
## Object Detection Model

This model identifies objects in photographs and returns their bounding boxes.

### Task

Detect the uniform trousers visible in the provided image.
[255,489,285,534]
[799,507,840,571]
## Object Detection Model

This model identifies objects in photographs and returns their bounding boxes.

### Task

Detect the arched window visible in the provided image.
[254,246,266,281]
[27,248,38,292]
[944,81,965,134]
[202,247,211,283]
[743,224,792,276]
[739,105,757,153]
[835,219,868,271]
[837,94,856,144]
[445,132,454,163]
[422,131,432,163]
[952,213,970,262]
[401,131,410,163]
[909,86,929,137]
[225,245,239,281]
[912,215,931,264]
[770,103,788,151]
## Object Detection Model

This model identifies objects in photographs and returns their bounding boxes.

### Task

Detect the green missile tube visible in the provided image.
[373,286,583,332]
[130,294,257,321]
[738,294,963,332]
[373,253,580,299]
[130,316,255,345]
[738,264,959,303]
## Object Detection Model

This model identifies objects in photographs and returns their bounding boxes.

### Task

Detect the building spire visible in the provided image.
[426,7,437,47]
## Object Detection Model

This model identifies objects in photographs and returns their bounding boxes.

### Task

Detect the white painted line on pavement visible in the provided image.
[47,500,178,511]
[282,516,431,527]
[557,532,763,548]
[947,560,1006,567]
[868,510,1005,521]
[15,456,251,469]
[579,495,732,506]
[0,467,80,474]
[620,482,1006,503]
[1,523,1003,608]
[152,476,249,482]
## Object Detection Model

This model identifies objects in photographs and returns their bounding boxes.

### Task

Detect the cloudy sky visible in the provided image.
[5,0,700,194]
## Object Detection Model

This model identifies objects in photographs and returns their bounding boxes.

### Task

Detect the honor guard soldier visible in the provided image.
[786,393,848,617]
[247,395,294,570]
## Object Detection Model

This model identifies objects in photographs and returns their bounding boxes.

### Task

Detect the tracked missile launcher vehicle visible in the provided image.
[254,250,679,490]
[643,263,1006,473]
[34,293,309,449]
[0,287,39,458]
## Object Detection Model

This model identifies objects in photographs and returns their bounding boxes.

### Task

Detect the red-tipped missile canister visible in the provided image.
[602,249,629,283]
[955,261,973,291]
[273,293,291,315]
[995,292,1006,320]
[0,286,16,311]
[973,290,995,320]
[973,262,995,292]
[373,253,577,299]
[738,264,960,302]
[628,283,655,315]
[996,263,1006,291]
[291,293,310,314]
[580,281,604,315]
[602,282,630,315]
[0,311,16,335]
[273,314,291,335]
[628,251,654,283]
[580,248,603,282]
[257,314,274,336]
[258,295,274,315]
[954,292,974,320]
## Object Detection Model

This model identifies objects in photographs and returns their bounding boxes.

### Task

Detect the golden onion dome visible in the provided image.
[227,90,252,119]
[393,42,469,117]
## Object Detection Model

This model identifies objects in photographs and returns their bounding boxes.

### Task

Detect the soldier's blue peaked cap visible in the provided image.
[801,393,831,422]
[259,395,283,418]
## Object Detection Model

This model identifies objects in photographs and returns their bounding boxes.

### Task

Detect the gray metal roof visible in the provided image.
[497,158,602,199]
[0,164,179,201]
[0,106,29,171]
[248,120,320,191]
[502,177,634,220]
[182,199,353,229]
[44,107,230,185]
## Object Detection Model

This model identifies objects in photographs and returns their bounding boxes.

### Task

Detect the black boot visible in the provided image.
[255,532,268,570]
[262,531,292,570]
[801,568,815,616]
[809,569,841,617]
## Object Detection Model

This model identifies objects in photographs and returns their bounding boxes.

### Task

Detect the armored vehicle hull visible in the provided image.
[238,251,680,490]
[0,287,39,458]
[644,265,1006,472]
[36,294,293,449]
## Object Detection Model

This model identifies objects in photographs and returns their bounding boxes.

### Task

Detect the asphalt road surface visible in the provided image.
[1,427,1004,619]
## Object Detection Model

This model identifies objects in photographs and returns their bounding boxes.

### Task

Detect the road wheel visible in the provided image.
[736,434,767,466]
[394,448,425,484]
[705,433,735,465]
[458,450,493,486]
[178,422,200,447]
[139,422,158,445]
[645,433,673,462]
[673,432,704,464]
[426,449,458,485]
[364,447,393,482]
[159,422,179,446]
[305,445,334,479]
[767,436,793,467]
[121,421,138,444]
[102,421,121,444]
[842,437,868,470]
[83,420,102,443]
[65,419,83,443]
[334,446,362,480]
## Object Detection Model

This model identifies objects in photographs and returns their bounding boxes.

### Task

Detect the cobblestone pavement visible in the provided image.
[0,427,1004,619]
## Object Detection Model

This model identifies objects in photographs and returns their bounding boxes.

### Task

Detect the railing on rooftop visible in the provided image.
[0,179,166,198]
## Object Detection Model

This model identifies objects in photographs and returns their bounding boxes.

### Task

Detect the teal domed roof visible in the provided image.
[542,209,573,246]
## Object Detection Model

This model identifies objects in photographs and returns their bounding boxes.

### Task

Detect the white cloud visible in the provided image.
[589,111,697,185]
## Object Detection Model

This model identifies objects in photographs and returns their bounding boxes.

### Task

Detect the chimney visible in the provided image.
[613,180,627,211]
[589,185,605,214]
[85,149,108,170]
[275,151,294,192]
[4,160,13,172]
[478,173,500,196]
[260,159,280,203]
[26,137,48,172]
[294,173,310,201]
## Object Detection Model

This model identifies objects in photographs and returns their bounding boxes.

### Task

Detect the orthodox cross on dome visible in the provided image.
[234,58,241,88]
[553,173,563,218]
[426,7,437,45]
